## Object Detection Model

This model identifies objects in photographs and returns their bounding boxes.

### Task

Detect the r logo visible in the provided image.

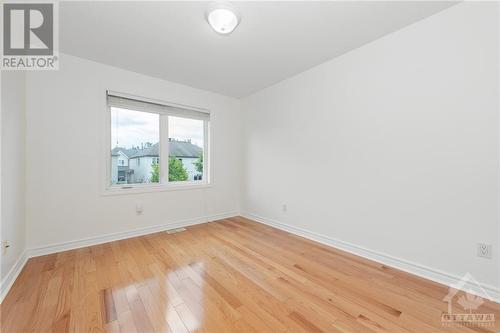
[3,3,53,56]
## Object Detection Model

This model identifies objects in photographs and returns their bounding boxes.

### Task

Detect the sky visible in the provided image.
[111,107,204,149]
[169,115,204,147]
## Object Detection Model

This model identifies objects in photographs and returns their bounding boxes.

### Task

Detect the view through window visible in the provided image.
[168,116,204,182]
[108,93,209,188]
[111,107,159,185]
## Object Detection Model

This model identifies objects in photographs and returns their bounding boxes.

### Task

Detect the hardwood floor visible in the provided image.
[1,216,499,332]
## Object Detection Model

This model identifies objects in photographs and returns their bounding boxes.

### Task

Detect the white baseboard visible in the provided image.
[0,211,237,304]
[28,211,239,258]
[0,249,28,303]
[4,212,499,305]
[242,212,500,304]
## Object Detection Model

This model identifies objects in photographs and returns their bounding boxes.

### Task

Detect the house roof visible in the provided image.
[130,144,159,158]
[169,140,202,158]
[113,140,202,159]
[111,147,139,158]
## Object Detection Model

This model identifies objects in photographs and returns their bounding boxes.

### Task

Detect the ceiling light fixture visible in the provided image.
[206,2,240,35]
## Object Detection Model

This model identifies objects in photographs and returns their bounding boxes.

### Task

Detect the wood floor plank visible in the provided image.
[1,217,499,332]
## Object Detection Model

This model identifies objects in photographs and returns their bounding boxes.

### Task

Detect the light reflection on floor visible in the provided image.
[165,262,205,332]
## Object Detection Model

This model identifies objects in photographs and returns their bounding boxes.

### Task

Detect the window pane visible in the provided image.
[110,107,159,185]
[168,116,204,182]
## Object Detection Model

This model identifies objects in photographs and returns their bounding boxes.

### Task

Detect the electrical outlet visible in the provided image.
[136,203,143,215]
[282,204,287,212]
[477,243,492,259]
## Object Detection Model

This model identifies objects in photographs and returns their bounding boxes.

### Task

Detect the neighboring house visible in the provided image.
[111,139,202,184]
[111,152,118,184]
[111,147,138,183]
[128,143,158,183]
[169,139,203,181]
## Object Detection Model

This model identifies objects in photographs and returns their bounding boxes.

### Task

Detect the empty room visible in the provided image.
[1,1,499,332]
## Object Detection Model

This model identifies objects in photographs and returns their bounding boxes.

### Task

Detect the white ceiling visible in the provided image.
[60,1,456,98]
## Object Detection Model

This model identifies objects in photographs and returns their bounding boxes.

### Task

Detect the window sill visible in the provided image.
[102,182,212,196]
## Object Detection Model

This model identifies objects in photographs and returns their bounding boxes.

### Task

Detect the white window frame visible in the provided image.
[103,90,211,195]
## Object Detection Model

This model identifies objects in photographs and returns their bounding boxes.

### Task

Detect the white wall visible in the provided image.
[25,53,241,249]
[1,72,26,282]
[242,2,499,289]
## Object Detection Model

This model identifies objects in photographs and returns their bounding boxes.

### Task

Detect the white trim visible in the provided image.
[242,212,500,303]
[160,115,169,183]
[0,249,28,303]
[28,212,238,258]
[0,212,238,304]
[104,90,211,194]
[107,90,210,114]
[7,212,497,306]
[102,183,212,196]
[204,119,211,183]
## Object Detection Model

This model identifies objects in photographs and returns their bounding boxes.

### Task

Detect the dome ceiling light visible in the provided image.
[206,2,240,35]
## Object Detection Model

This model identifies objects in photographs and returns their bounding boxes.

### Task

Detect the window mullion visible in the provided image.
[160,115,169,184]
[203,120,209,183]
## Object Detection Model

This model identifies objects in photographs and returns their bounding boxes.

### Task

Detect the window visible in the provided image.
[107,91,209,191]
[111,107,159,185]
[168,116,204,182]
